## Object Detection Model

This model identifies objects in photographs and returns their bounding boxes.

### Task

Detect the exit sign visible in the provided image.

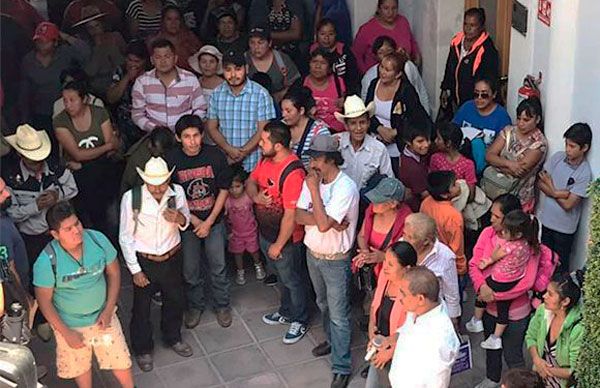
[538,0,551,26]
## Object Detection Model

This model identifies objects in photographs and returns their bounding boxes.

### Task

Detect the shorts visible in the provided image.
[228,233,259,254]
[54,311,132,379]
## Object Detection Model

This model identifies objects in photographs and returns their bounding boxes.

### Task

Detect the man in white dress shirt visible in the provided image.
[119,157,192,372]
[389,266,460,388]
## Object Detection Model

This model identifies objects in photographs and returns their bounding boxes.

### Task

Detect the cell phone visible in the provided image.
[167,196,176,209]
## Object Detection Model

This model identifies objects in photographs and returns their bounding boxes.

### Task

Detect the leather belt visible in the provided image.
[307,248,348,261]
[137,244,181,262]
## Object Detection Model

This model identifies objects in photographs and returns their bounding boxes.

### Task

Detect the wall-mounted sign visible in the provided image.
[538,0,552,26]
[512,1,528,36]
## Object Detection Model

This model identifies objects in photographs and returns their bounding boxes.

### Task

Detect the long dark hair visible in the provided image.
[502,209,540,254]
[551,270,584,311]
[388,241,417,267]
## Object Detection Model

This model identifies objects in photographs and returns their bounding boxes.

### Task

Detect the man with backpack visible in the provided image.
[118,156,192,372]
[33,201,134,387]
[246,120,309,344]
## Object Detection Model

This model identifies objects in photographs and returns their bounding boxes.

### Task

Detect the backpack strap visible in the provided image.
[273,50,288,88]
[278,160,305,193]
[131,185,142,234]
[333,74,343,98]
[43,241,58,282]
[294,119,315,159]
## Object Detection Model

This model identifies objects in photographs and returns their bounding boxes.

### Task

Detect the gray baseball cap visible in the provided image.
[365,177,406,204]
[305,134,340,157]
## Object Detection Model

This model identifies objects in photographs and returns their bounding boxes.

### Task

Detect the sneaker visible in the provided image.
[254,263,266,280]
[465,317,484,333]
[480,334,502,350]
[151,292,163,306]
[331,373,350,388]
[283,322,307,344]
[262,311,291,325]
[235,269,246,285]
[474,378,500,388]
[264,273,278,286]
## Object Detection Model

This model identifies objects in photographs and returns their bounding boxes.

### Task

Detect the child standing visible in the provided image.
[466,209,540,350]
[538,123,593,274]
[399,125,431,212]
[225,168,266,285]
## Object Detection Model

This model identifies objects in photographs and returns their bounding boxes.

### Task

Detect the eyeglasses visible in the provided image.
[474,91,491,99]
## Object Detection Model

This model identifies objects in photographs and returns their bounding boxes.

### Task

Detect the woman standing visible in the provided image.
[353,0,421,73]
[526,271,584,388]
[365,52,431,176]
[485,98,547,213]
[126,0,178,39]
[280,86,330,168]
[303,48,346,133]
[53,81,120,234]
[441,7,499,109]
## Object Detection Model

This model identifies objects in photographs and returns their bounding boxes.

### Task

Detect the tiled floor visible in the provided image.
[30,264,528,388]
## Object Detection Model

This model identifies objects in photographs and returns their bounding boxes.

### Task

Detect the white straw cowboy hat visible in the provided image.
[4,124,51,161]
[72,6,107,28]
[334,95,375,123]
[136,157,175,186]
[189,45,223,75]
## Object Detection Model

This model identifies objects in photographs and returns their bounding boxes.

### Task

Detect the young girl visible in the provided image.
[430,122,477,199]
[466,209,540,350]
[225,167,266,285]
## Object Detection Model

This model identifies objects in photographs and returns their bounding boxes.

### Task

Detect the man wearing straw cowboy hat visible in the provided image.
[333,95,393,190]
[119,156,192,372]
[4,124,78,288]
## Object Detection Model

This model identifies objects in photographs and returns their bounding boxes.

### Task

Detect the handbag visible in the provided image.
[480,128,523,200]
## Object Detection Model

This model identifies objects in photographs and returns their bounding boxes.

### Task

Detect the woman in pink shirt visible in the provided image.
[352,0,421,73]
[303,48,346,133]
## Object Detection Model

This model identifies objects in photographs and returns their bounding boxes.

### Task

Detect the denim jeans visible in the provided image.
[483,312,530,382]
[182,222,230,311]
[365,363,391,388]
[306,251,352,375]
[259,236,308,324]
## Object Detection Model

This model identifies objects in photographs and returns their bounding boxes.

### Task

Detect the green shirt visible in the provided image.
[33,230,117,328]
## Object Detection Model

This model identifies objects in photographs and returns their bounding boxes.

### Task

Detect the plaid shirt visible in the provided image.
[131,67,207,132]
[208,80,276,170]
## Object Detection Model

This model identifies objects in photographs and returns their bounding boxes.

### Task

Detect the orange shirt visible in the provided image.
[420,196,466,275]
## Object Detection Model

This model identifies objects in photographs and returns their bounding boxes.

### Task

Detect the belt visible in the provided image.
[307,248,348,261]
[137,243,181,262]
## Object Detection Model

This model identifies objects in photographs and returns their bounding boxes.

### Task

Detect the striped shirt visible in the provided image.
[131,67,207,132]
[126,0,177,38]
[208,80,276,171]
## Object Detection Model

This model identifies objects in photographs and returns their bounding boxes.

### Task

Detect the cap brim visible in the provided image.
[72,13,107,28]
[4,131,52,161]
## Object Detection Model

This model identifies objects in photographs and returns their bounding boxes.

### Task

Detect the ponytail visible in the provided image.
[552,269,585,311]
[503,210,540,254]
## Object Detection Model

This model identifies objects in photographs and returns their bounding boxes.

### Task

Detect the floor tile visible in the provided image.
[261,335,316,367]
[210,345,270,382]
[279,359,332,387]
[132,371,166,388]
[152,330,204,368]
[230,282,280,315]
[226,372,284,388]
[195,319,254,354]
[156,357,221,387]
[241,308,287,342]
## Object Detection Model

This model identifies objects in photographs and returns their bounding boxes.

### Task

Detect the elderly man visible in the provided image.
[402,213,461,325]
[334,95,393,189]
[388,266,460,387]
[119,157,192,372]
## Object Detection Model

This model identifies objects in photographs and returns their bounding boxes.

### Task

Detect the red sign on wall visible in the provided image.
[538,0,552,26]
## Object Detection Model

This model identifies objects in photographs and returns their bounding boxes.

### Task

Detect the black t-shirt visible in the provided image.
[166,145,233,222]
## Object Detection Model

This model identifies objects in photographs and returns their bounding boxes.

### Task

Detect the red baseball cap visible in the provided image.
[33,22,60,42]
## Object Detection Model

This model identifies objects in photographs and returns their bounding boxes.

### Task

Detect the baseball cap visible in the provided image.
[222,51,246,67]
[305,135,340,157]
[33,22,60,42]
[214,6,237,22]
[365,178,406,204]
[249,26,271,41]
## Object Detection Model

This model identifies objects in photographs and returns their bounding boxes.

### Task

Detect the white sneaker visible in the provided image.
[254,263,266,280]
[480,334,502,350]
[474,378,500,388]
[235,269,246,285]
[465,317,484,333]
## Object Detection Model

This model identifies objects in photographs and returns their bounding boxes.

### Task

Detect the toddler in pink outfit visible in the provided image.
[225,168,265,285]
[466,209,540,350]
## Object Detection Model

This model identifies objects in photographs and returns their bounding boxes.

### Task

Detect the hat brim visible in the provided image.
[305,149,341,158]
[72,12,107,28]
[188,50,223,75]
[4,130,51,161]
[136,166,175,186]
[334,102,375,124]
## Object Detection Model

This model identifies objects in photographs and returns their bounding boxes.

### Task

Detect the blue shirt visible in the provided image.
[208,80,276,171]
[33,230,117,328]
[538,151,592,234]
[453,100,512,140]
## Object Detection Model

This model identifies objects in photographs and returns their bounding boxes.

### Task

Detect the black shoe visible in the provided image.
[264,274,278,286]
[311,341,331,357]
[331,373,350,388]
[360,364,369,378]
[135,354,154,372]
[151,292,163,306]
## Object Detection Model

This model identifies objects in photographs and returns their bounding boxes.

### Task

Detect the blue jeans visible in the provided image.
[182,222,230,310]
[306,251,352,375]
[259,236,308,324]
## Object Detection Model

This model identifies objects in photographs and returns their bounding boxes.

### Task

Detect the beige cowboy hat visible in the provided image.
[334,95,375,123]
[72,5,107,28]
[189,45,224,75]
[136,157,175,186]
[4,124,51,161]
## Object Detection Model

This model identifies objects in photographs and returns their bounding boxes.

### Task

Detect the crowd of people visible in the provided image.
[0,1,593,388]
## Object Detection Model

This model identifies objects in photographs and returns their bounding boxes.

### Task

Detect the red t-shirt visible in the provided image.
[250,154,305,243]
[429,152,477,185]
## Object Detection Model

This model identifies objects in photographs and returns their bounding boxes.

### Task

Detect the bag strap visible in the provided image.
[43,241,58,282]
[333,74,343,98]
[295,119,315,159]
[278,160,305,193]
[131,185,142,234]
[379,226,396,251]
[273,50,288,88]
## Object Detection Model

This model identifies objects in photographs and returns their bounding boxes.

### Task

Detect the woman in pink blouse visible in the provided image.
[352,0,421,73]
